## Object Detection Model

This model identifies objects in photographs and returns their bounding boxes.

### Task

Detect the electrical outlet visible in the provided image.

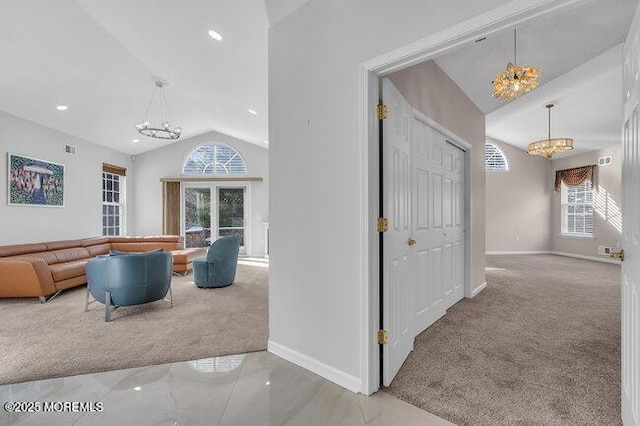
[598,246,612,256]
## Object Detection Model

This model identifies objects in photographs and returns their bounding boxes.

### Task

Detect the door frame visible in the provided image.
[180,181,252,255]
[357,0,590,395]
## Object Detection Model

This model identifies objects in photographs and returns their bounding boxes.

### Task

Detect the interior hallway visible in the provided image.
[386,255,621,426]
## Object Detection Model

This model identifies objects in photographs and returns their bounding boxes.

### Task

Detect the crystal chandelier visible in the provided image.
[136,78,182,140]
[527,104,573,158]
[492,29,541,100]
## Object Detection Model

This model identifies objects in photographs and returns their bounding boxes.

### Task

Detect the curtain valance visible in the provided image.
[554,164,596,192]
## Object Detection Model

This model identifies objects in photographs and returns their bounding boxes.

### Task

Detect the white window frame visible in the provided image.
[102,172,126,236]
[560,181,594,238]
[485,141,509,171]
[180,182,251,255]
[182,143,248,175]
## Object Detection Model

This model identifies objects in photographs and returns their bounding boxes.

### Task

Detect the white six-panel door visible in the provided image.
[382,78,414,387]
[622,5,640,425]
[382,78,466,386]
[411,116,465,337]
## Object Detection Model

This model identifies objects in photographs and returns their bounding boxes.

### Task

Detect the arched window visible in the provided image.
[183,144,247,175]
[485,142,509,171]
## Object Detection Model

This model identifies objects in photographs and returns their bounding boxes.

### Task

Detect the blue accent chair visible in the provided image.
[193,236,240,288]
[85,251,173,322]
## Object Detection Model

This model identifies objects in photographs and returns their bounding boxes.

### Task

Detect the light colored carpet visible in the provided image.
[386,255,621,426]
[0,262,268,385]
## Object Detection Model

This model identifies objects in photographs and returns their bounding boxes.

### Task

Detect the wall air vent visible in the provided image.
[598,156,612,166]
[64,144,77,155]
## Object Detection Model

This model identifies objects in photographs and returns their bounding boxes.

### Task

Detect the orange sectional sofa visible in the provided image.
[0,236,206,302]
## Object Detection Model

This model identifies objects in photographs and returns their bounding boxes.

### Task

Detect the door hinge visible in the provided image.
[377,329,388,345]
[377,104,388,120]
[377,217,389,233]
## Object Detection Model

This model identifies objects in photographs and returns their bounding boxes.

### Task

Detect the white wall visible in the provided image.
[130,130,269,257]
[485,138,553,253]
[269,0,516,392]
[0,111,132,245]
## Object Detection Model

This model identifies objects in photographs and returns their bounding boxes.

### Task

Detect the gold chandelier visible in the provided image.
[492,29,540,100]
[527,104,573,158]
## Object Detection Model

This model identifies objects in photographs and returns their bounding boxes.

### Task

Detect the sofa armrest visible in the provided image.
[0,258,56,298]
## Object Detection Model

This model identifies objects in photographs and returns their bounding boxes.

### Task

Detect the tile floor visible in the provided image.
[0,351,452,426]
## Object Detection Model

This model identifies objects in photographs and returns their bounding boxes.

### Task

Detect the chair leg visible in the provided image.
[84,286,90,312]
[105,290,112,322]
[164,285,173,309]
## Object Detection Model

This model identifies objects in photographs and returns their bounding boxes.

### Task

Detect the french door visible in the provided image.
[182,183,248,254]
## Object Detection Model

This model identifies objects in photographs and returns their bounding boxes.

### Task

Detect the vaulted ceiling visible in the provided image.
[0,0,269,155]
[0,0,635,158]
[434,0,635,157]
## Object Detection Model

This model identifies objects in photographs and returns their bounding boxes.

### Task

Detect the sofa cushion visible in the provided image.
[52,248,91,264]
[110,249,163,256]
[110,242,179,252]
[87,243,111,257]
[49,259,89,281]
[0,243,48,258]
[81,237,110,247]
[109,236,180,243]
[8,251,59,265]
[45,239,85,251]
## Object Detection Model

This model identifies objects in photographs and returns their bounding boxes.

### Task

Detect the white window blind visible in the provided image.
[102,172,125,236]
[561,181,594,236]
[183,144,247,175]
[485,142,509,171]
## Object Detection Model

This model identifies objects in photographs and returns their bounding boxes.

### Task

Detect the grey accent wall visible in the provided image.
[389,60,487,290]
[0,111,132,244]
[130,130,269,257]
[551,145,622,258]
[485,138,553,253]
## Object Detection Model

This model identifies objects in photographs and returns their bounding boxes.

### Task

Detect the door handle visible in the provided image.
[610,249,624,262]
[408,237,417,246]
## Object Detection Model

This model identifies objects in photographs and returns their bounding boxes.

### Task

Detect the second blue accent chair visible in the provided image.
[193,236,240,288]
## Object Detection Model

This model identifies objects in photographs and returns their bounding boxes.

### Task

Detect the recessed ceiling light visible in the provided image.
[56,105,68,111]
[264,140,269,144]
[132,139,140,143]
[248,109,258,115]
[134,386,141,391]
[208,29,223,41]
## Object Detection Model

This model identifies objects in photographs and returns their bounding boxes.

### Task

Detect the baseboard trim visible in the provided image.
[486,250,621,265]
[470,282,486,298]
[486,251,550,255]
[268,340,362,393]
[550,251,622,265]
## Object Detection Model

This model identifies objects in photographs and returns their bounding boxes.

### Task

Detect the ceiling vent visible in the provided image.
[64,144,77,155]
[598,155,612,166]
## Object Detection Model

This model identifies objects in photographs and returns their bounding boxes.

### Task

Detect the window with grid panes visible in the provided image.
[485,142,509,171]
[102,172,125,236]
[183,144,247,175]
[561,181,593,236]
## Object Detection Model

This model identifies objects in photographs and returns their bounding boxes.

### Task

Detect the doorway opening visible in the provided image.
[363,0,634,424]
[182,183,249,255]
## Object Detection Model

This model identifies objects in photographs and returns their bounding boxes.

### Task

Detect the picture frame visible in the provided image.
[8,153,65,207]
